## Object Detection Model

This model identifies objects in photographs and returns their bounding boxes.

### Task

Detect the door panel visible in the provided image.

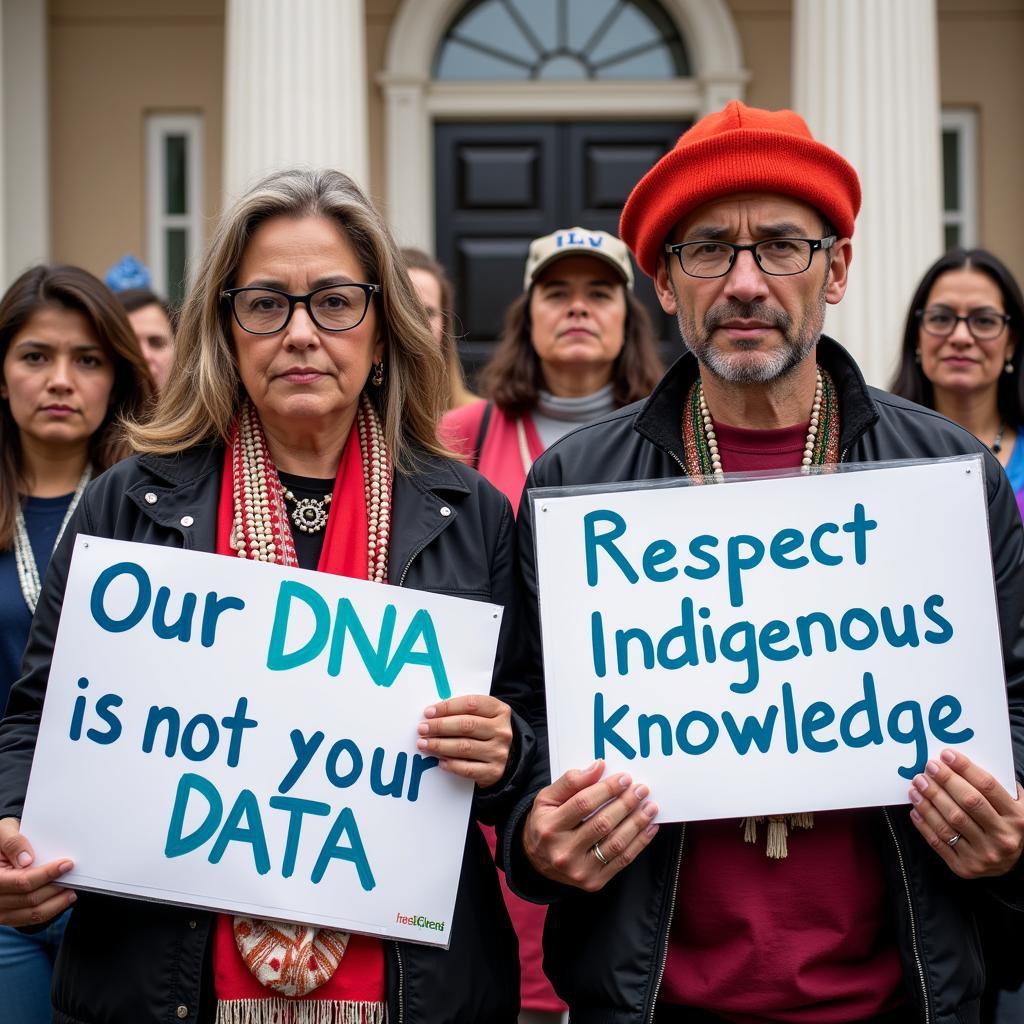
[435,120,688,374]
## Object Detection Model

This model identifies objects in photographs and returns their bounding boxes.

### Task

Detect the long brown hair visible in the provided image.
[0,264,155,548]
[127,168,449,471]
[480,287,664,417]
[400,247,476,409]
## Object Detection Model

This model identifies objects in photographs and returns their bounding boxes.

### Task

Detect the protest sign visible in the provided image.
[532,457,1015,822]
[21,536,503,947]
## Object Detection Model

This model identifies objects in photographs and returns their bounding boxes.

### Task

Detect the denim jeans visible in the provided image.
[0,908,70,1024]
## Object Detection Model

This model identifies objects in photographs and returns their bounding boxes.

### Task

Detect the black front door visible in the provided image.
[434,119,689,373]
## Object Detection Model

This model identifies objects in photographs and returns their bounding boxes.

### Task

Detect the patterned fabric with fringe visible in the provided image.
[215,999,385,1024]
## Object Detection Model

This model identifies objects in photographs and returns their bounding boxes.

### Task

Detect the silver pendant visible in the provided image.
[289,496,329,534]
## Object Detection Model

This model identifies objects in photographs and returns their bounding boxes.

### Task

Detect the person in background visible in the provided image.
[443,228,661,1024]
[892,248,1024,1023]
[0,169,531,1024]
[892,248,1024,519]
[0,264,154,1024]
[115,288,176,394]
[443,228,663,514]
[401,247,476,410]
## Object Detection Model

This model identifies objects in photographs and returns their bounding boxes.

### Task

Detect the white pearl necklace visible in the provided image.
[698,367,824,481]
[231,394,392,582]
[14,467,92,612]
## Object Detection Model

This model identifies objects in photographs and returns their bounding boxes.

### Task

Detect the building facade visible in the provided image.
[2,0,1022,384]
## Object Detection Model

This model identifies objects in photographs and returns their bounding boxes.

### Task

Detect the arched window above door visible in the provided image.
[434,0,690,81]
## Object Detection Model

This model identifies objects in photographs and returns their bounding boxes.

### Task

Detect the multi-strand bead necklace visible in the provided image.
[14,467,92,612]
[682,365,840,480]
[229,393,392,581]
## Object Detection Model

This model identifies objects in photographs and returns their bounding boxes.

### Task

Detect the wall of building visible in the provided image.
[44,0,1023,289]
[366,0,400,211]
[938,0,1024,279]
[49,0,224,280]
[728,0,791,109]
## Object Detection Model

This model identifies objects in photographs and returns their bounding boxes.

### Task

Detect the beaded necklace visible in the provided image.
[14,467,92,612]
[679,366,841,857]
[681,366,840,480]
[230,393,391,581]
[226,393,392,997]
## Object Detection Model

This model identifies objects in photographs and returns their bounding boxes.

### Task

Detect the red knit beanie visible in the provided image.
[620,101,861,278]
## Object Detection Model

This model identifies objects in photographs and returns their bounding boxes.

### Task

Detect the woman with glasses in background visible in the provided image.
[894,249,1024,1024]
[0,169,531,1024]
[0,264,154,1024]
[892,248,1024,518]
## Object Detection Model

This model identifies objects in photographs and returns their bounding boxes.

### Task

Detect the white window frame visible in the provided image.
[941,108,978,249]
[146,113,203,301]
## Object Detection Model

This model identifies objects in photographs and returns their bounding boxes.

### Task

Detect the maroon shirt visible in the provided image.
[658,419,905,1022]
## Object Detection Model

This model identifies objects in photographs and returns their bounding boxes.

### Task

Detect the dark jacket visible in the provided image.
[499,339,1024,1024]
[0,443,536,1024]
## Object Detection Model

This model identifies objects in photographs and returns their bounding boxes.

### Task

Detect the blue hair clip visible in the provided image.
[105,254,152,292]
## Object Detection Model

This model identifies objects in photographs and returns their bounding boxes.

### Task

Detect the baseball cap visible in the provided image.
[523,227,635,291]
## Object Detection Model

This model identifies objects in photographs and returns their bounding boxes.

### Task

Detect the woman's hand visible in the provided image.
[417,695,514,789]
[0,817,76,926]
[908,749,1024,877]
[522,761,659,891]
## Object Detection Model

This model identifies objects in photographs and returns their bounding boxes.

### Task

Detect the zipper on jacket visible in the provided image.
[883,809,931,1024]
[392,941,406,1024]
[398,535,439,588]
[645,825,685,1024]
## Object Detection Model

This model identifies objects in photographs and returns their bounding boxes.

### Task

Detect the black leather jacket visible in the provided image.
[0,444,535,1024]
[499,339,1024,1024]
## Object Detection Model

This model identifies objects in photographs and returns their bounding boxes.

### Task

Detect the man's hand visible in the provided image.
[0,817,76,927]
[908,749,1024,877]
[418,694,513,789]
[522,760,659,892]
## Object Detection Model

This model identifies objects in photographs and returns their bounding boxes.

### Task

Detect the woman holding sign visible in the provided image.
[0,170,531,1024]
[0,264,154,1024]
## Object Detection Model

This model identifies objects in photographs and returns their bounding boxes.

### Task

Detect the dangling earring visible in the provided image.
[1005,359,1015,375]
[914,349,922,365]
[371,360,385,387]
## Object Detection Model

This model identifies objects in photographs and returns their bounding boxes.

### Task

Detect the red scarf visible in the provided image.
[212,419,386,1018]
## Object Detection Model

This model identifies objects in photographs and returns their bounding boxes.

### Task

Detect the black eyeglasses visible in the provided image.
[916,306,1011,342]
[222,283,381,335]
[664,236,836,279]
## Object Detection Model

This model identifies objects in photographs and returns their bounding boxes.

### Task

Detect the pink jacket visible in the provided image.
[441,400,545,513]
[440,398,566,1012]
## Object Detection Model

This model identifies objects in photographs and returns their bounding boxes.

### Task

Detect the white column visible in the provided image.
[379,75,431,250]
[2,0,49,285]
[793,0,942,387]
[223,0,369,203]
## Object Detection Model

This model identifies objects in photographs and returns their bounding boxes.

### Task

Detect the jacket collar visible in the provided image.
[132,442,471,581]
[633,336,880,461]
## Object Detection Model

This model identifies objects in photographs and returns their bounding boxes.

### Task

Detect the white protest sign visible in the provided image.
[21,536,503,947]
[532,457,1015,822]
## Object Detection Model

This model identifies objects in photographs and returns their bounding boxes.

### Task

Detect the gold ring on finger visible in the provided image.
[592,842,609,865]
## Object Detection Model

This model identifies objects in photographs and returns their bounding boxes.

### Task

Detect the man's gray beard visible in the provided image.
[675,285,827,385]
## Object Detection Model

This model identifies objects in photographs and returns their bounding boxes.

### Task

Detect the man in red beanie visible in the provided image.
[497,102,1024,1024]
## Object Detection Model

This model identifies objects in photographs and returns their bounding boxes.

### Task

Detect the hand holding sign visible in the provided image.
[0,817,76,927]
[417,694,514,788]
[522,761,659,891]
[907,749,1024,877]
